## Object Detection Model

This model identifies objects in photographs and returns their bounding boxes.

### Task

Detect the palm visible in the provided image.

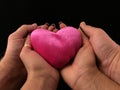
[80,22,120,84]
[89,30,120,74]
[61,28,99,89]
[6,32,25,56]
[22,50,58,76]
[4,35,25,70]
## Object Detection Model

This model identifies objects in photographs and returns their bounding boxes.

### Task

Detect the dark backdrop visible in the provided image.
[0,0,120,90]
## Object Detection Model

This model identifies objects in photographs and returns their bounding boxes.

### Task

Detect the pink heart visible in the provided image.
[30,26,82,69]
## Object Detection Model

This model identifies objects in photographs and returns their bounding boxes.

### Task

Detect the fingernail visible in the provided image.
[32,23,37,27]
[59,21,63,24]
[31,23,37,29]
[79,27,82,31]
[37,26,41,29]
[24,43,31,48]
[53,29,58,33]
[51,23,55,27]
[82,21,86,26]
[44,22,49,26]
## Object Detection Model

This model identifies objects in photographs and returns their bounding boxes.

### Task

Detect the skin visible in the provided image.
[0,23,37,90]
[20,23,59,90]
[1,21,120,90]
[0,23,59,90]
[80,22,120,84]
[60,22,120,90]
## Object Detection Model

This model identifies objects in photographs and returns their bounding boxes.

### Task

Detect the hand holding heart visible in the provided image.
[1,21,120,90]
[30,22,107,90]
[30,26,83,69]
[20,22,84,89]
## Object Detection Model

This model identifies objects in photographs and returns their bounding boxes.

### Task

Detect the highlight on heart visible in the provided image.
[30,26,83,69]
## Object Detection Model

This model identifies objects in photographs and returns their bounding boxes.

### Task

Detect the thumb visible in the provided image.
[80,21,99,37]
[20,35,32,61]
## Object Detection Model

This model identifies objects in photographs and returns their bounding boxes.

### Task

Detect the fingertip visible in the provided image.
[59,21,67,29]
[44,22,49,26]
[22,42,32,54]
[24,44,31,49]
[32,23,38,28]
[37,23,49,29]
[32,23,37,26]
[48,23,56,31]
[25,35,31,43]
[53,28,58,33]
[80,21,86,27]
[58,21,63,25]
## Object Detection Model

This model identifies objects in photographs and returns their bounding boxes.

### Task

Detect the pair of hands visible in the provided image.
[0,21,120,90]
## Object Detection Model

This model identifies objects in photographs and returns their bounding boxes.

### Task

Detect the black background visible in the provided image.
[0,0,120,89]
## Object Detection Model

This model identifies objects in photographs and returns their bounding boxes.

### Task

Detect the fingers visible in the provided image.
[37,23,49,29]
[51,21,67,32]
[59,21,67,29]
[48,24,59,32]
[10,23,37,39]
[53,28,58,33]
[38,23,58,32]
[48,24,56,31]
[24,35,31,49]
[37,21,67,33]
[20,35,32,57]
[78,27,89,45]
[20,35,32,61]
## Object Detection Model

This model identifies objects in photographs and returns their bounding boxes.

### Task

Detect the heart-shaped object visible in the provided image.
[30,26,82,69]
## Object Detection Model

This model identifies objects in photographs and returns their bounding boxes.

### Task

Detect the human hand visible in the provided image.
[0,23,37,90]
[60,22,101,89]
[80,22,120,84]
[20,23,59,90]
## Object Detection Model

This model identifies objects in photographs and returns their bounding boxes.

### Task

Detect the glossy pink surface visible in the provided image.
[30,26,82,69]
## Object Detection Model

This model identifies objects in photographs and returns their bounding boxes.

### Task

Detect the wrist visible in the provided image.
[108,48,120,84]
[29,71,59,84]
[72,67,100,90]
[94,71,120,90]
[22,72,59,90]
[0,57,27,89]
[0,56,26,76]
[2,54,22,68]
[73,69,120,90]
[0,63,26,90]
[28,67,59,83]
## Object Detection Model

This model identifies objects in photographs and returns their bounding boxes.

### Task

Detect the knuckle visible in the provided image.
[94,27,105,34]
[8,32,14,40]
